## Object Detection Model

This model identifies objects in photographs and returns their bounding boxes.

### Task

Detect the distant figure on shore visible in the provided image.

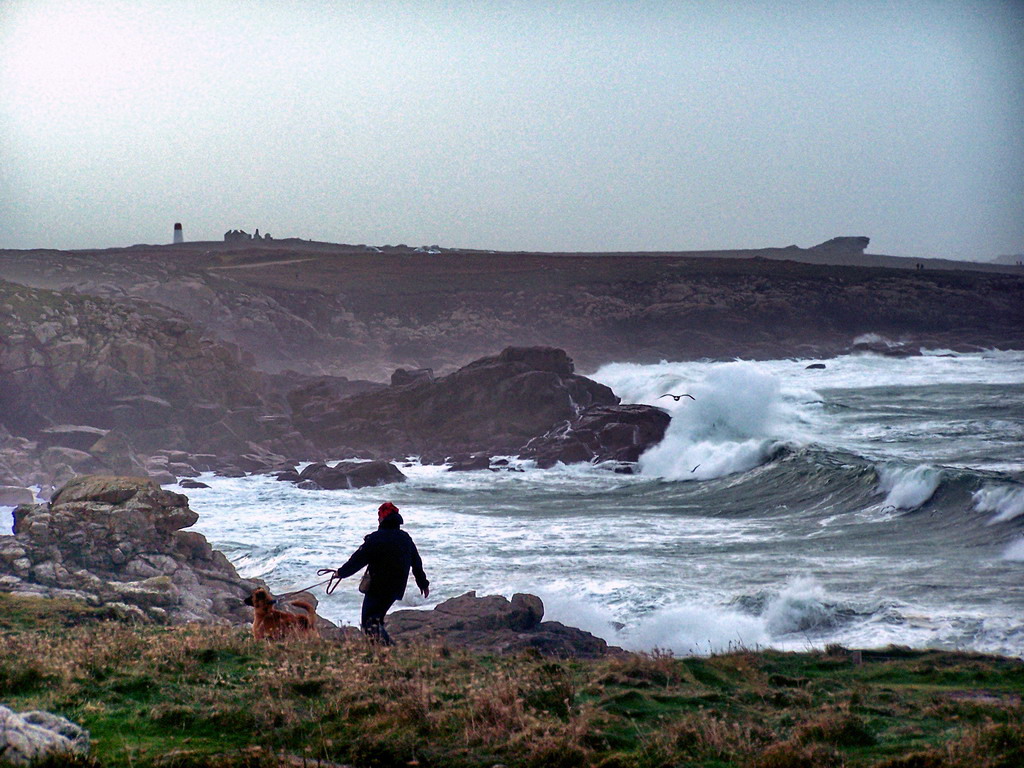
[333,502,430,645]
[173,222,183,244]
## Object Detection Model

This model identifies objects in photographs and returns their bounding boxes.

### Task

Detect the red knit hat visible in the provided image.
[378,501,400,522]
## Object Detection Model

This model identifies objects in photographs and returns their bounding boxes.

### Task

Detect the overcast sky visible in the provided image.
[1,1,1021,258]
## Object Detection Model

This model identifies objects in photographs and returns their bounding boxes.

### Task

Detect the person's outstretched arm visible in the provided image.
[411,540,429,598]
[335,541,370,580]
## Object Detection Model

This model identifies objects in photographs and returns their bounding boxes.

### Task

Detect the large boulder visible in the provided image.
[35,425,108,451]
[0,475,261,624]
[288,347,618,458]
[520,404,671,468]
[0,485,34,507]
[85,429,149,476]
[296,460,406,490]
[388,591,615,657]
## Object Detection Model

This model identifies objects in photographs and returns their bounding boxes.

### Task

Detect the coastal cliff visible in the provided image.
[1,243,1021,380]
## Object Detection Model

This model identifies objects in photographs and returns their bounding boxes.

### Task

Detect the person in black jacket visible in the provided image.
[334,501,429,645]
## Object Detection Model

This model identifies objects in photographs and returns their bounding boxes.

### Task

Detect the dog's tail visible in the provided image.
[291,600,316,627]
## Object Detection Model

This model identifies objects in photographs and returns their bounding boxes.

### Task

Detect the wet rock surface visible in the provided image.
[289,346,619,458]
[388,591,617,657]
[520,404,672,468]
[291,459,407,490]
[0,475,262,624]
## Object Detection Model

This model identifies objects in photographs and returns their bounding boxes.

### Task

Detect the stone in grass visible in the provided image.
[0,705,90,765]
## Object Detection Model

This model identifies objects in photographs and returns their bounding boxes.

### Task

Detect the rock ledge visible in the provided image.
[388,591,617,657]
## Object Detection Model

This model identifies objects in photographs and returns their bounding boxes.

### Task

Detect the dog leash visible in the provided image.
[274,568,344,600]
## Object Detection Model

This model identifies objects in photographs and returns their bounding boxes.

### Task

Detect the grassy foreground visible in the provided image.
[1,594,1022,768]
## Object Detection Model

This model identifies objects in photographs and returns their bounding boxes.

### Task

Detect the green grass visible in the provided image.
[1,593,1022,767]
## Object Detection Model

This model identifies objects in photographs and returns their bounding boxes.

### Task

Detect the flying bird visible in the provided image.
[659,393,695,401]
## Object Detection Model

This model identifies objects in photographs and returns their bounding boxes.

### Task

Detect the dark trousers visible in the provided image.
[360,592,397,645]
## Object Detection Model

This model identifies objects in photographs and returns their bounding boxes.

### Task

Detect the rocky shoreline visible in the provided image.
[3,240,1022,499]
[1,278,671,498]
[1,475,615,657]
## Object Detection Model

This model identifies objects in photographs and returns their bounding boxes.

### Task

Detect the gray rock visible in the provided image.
[520,404,671,468]
[447,453,492,472]
[36,424,109,451]
[87,429,148,476]
[288,346,618,458]
[149,470,177,485]
[296,460,406,490]
[0,485,34,506]
[0,474,275,626]
[0,705,89,765]
[388,591,615,658]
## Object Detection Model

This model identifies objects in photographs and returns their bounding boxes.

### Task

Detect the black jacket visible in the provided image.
[336,513,429,601]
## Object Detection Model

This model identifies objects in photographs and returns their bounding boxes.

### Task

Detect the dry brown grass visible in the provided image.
[2,594,1024,768]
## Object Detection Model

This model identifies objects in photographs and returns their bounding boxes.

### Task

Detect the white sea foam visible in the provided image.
[975,485,1024,525]
[163,351,1024,657]
[852,333,901,347]
[876,464,942,510]
[540,577,844,655]
[597,361,813,481]
[620,603,769,654]
[0,506,13,534]
[593,349,1024,394]
[763,577,834,635]
[1003,539,1024,561]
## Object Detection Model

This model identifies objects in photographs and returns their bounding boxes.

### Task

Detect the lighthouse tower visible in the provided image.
[173,222,184,244]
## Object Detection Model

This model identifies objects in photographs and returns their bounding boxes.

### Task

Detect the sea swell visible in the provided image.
[164,352,1024,656]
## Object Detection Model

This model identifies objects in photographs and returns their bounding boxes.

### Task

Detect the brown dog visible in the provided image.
[244,587,319,640]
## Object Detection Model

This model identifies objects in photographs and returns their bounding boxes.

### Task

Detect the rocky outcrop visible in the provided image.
[388,591,616,657]
[288,347,618,458]
[0,706,89,766]
[288,460,406,490]
[0,280,318,490]
[810,236,870,253]
[0,280,268,441]
[520,404,671,468]
[0,475,261,624]
[0,485,34,506]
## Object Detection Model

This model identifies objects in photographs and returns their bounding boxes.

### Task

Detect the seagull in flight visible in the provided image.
[659,393,695,401]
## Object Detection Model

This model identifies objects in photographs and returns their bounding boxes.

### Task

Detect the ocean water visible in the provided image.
[8,350,1022,656]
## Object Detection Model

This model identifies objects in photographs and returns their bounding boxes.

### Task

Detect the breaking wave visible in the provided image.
[596,360,815,481]
[542,577,887,655]
[876,464,942,510]
[975,485,1024,525]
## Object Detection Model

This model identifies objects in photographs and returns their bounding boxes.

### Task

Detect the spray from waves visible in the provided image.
[975,485,1024,525]
[876,464,942,510]
[597,361,818,481]
[1004,539,1024,561]
[852,333,904,348]
[539,577,852,655]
